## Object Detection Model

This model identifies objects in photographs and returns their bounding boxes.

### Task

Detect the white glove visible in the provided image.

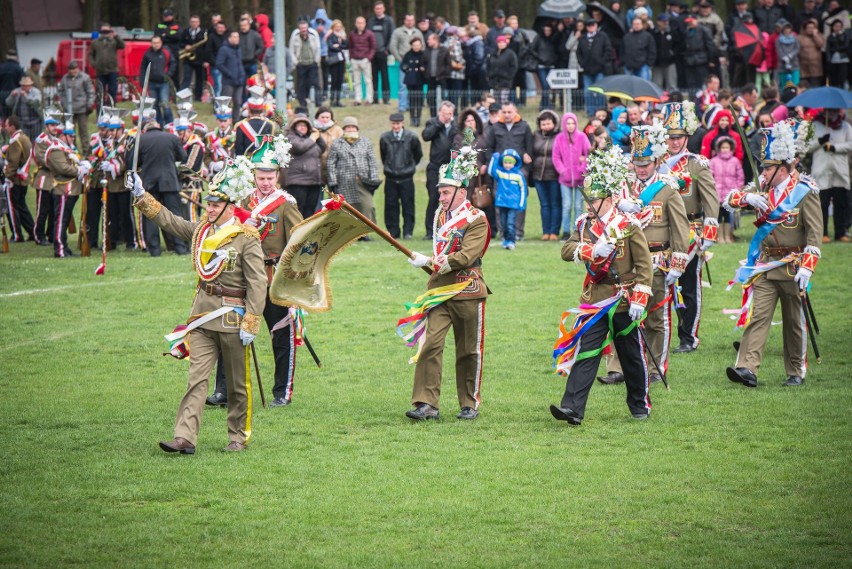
[408,251,431,268]
[665,269,682,287]
[210,160,224,173]
[592,239,616,259]
[794,267,812,290]
[239,329,256,346]
[79,159,92,172]
[617,198,642,214]
[242,216,258,228]
[99,161,111,172]
[628,302,645,321]
[744,193,769,212]
[126,172,145,197]
[700,238,714,251]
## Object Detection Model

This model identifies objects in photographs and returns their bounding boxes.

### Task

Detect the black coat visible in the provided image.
[380,129,423,178]
[682,25,716,67]
[485,119,534,164]
[653,27,676,66]
[133,127,187,193]
[577,31,614,76]
[140,48,176,84]
[529,33,559,67]
[421,118,458,168]
[622,29,657,70]
[424,46,452,81]
[487,48,518,89]
[401,50,426,88]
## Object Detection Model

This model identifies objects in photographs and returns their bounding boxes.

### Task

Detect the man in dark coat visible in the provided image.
[577,18,614,116]
[754,0,784,34]
[423,33,451,119]
[681,17,716,92]
[0,50,24,121]
[421,101,458,238]
[380,112,423,239]
[622,17,657,80]
[131,119,188,256]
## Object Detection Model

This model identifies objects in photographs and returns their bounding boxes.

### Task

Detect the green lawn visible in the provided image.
[1,102,850,568]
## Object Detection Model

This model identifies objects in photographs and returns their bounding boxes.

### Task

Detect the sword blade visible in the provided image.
[131,65,151,174]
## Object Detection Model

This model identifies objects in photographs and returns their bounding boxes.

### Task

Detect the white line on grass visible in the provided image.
[0,274,191,299]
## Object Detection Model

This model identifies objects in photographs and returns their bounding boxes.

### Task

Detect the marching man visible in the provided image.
[102,108,133,249]
[600,122,690,385]
[205,96,235,178]
[47,115,91,258]
[550,146,653,426]
[32,109,63,245]
[206,135,303,408]
[659,102,719,354]
[724,120,822,388]
[403,136,490,421]
[234,86,277,156]
[128,158,267,454]
[175,110,206,221]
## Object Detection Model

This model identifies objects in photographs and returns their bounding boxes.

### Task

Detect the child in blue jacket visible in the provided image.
[607,106,632,152]
[488,148,528,250]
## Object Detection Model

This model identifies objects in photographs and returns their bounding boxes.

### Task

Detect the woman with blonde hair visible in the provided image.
[326,19,348,107]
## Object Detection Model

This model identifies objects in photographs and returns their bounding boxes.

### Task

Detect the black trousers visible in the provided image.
[408,89,424,124]
[384,177,415,238]
[328,62,345,99]
[821,187,849,239]
[108,191,135,246]
[320,56,329,94]
[372,53,390,103]
[214,291,296,401]
[6,184,35,241]
[425,164,441,237]
[180,62,206,101]
[296,63,322,107]
[287,184,322,219]
[144,191,187,256]
[683,64,709,91]
[85,186,104,248]
[52,193,78,257]
[426,78,445,118]
[559,311,651,418]
[676,254,703,348]
[35,189,54,243]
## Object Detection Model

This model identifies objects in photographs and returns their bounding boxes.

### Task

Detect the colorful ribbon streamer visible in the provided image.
[396,279,474,364]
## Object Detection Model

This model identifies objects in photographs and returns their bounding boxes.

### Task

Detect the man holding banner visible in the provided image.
[206,135,304,408]
[128,158,267,454]
[403,141,490,421]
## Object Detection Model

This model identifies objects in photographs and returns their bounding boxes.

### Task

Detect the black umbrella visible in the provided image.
[538,0,587,19]
[586,1,626,36]
[590,74,664,102]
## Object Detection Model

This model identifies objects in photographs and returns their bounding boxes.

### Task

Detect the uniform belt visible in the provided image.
[648,241,670,252]
[199,283,246,298]
[686,213,703,222]
[763,246,802,257]
[598,272,636,285]
[264,255,280,266]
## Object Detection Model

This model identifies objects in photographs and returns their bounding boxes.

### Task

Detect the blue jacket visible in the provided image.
[608,107,632,151]
[488,148,527,211]
[216,43,246,88]
[311,9,331,56]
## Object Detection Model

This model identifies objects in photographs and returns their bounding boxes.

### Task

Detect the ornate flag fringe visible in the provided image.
[396,279,474,364]
[727,253,799,328]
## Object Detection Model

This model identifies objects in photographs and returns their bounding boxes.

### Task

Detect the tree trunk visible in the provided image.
[139,0,151,30]
[0,0,16,58]
[174,0,190,27]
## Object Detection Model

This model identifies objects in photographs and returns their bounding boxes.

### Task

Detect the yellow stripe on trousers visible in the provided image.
[244,345,252,443]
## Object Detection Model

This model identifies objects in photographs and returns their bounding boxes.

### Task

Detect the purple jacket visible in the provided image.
[552,112,591,187]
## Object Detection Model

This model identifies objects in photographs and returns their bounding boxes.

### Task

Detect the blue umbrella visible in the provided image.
[786,86,852,109]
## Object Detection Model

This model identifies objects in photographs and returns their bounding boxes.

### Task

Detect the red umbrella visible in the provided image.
[732,22,764,67]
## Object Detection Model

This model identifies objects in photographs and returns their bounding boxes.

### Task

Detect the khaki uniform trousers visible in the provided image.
[174,328,252,446]
[735,276,808,378]
[607,271,673,376]
[412,299,485,411]
[353,179,377,224]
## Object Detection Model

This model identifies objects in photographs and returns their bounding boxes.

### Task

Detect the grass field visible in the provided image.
[1,102,850,568]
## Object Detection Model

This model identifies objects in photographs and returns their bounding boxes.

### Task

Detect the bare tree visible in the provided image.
[0,0,16,57]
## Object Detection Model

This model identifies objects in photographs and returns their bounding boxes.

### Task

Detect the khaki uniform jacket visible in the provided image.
[727,172,822,280]
[46,143,83,197]
[91,134,127,193]
[428,211,490,301]
[3,131,32,182]
[135,192,268,335]
[241,189,303,279]
[32,132,56,191]
[562,212,653,311]
[663,152,720,240]
[630,173,691,272]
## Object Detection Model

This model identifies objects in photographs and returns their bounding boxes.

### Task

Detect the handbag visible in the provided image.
[469,176,493,209]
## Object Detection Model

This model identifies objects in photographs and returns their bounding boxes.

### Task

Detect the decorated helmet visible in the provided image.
[759,120,798,166]
[437,127,481,188]
[661,101,700,136]
[214,96,233,120]
[246,85,266,111]
[583,145,630,199]
[629,120,668,165]
[206,156,256,203]
[247,134,292,171]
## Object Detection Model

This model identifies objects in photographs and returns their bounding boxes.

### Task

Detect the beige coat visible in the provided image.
[798,31,825,79]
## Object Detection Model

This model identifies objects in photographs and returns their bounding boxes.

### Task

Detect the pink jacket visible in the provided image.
[709,151,744,203]
[552,112,591,187]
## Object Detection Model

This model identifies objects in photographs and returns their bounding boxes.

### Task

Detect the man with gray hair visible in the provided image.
[56,61,95,154]
[390,14,424,113]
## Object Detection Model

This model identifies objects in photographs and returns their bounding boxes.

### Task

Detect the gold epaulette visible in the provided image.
[241,223,261,241]
[134,192,162,219]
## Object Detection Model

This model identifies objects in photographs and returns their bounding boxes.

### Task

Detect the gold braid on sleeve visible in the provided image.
[241,312,262,335]
[134,192,162,219]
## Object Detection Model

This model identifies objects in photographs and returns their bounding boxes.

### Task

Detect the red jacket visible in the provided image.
[700,110,744,161]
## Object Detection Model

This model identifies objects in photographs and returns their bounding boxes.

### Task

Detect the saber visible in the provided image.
[805,291,819,335]
[800,292,821,364]
[578,187,669,390]
[704,254,712,286]
[250,342,266,407]
[130,65,151,176]
[302,333,322,368]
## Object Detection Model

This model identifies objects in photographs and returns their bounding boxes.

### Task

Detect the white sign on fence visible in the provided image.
[546,69,579,90]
